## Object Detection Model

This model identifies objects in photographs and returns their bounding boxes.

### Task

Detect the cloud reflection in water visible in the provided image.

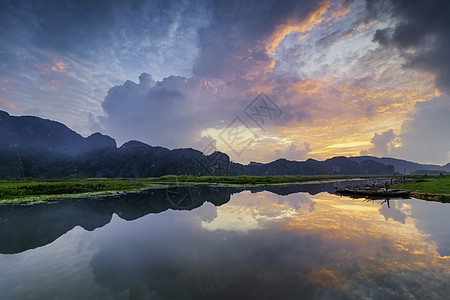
[89,191,450,299]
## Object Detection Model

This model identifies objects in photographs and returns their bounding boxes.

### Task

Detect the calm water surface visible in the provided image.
[1,183,449,299]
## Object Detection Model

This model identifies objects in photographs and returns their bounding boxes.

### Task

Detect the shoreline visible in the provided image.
[410,192,450,202]
[0,176,377,206]
[2,175,449,206]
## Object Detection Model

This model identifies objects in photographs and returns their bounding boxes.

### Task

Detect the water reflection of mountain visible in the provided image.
[0,186,236,254]
[0,181,375,254]
[250,181,339,195]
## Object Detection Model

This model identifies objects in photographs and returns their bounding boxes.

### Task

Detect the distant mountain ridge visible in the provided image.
[348,156,450,175]
[0,110,116,156]
[0,110,448,178]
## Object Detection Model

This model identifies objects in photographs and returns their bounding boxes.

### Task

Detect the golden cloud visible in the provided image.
[34,58,67,74]
[265,0,332,55]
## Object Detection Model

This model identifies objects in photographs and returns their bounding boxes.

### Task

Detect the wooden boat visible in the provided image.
[335,187,410,198]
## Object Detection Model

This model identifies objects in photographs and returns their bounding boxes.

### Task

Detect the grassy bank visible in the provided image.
[394,175,450,202]
[0,179,145,205]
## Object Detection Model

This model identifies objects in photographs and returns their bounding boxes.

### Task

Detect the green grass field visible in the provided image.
[394,175,450,201]
[395,175,450,194]
[0,179,144,201]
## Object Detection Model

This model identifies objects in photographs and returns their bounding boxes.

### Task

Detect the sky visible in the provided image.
[0,0,449,165]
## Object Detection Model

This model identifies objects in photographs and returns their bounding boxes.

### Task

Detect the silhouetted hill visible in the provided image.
[349,156,448,174]
[0,110,447,178]
[238,156,394,176]
[0,110,115,156]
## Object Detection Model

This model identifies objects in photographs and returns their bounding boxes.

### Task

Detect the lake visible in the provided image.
[1,182,449,299]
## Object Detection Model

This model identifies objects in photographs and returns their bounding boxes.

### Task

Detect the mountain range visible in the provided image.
[0,110,449,178]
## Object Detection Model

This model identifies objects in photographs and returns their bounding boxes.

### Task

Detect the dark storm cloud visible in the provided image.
[193,0,320,83]
[98,72,244,148]
[366,0,450,94]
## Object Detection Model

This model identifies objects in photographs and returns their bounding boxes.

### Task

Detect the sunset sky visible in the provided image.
[0,0,449,165]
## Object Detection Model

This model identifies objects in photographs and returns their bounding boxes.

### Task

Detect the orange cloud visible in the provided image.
[203,69,435,163]
[204,25,437,165]
[307,267,342,288]
[51,59,67,72]
[235,67,434,162]
[243,59,276,81]
[328,5,351,21]
[291,77,332,96]
[266,0,332,55]
[34,58,67,74]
